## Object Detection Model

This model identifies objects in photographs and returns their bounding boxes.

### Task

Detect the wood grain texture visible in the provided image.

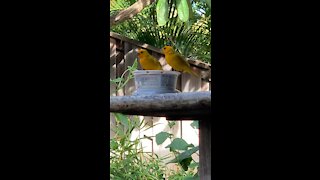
[115,39,125,96]
[199,119,211,180]
[124,42,136,95]
[109,33,212,178]
[110,38,117,96]
[110,32,211,83]
[110,91,211,119]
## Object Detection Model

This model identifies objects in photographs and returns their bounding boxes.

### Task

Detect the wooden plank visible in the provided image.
[116,37,124,51]
[110,32,163,54]
[110,92,211,118]
[199,119,211,180]
[110,32,211,78]
[201,81,210,92]
[110,114,116,138]
[192,73,202,92]
[110,33,210,68]
[110,38,117,138]
[181,73,202,92]
[110,32,208,62]
[110,38,117,96]
[124,42,137,95]
[136,48,142,70]
[200,68,211,83]
[116,39,125,96]
[188,59,211,70]
[181,73,190,92]
[176,74,182,92]
[162,58,172,71]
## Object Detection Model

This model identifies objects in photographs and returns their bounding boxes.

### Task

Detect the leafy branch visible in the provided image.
[110,59,138,94]
[155,120,200,179]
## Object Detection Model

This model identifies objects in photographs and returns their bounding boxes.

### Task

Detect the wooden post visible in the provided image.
[110,92,211,178]
[199,119,211,180]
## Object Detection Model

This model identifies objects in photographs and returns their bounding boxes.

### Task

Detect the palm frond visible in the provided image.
[110,0,212,63]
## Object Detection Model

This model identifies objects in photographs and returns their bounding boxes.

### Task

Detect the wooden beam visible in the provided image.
[109,32,212,70]
[110,32,163,54]
[110,91,211,119]
[110,91,212,178]
[109,32,212,82]
[200,119,212,180]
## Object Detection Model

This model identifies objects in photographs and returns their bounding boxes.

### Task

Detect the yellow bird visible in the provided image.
[137,48,163,70]
[162,46,199,77]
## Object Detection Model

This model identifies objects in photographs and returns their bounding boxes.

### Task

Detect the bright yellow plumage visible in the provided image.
[162,46,199,77]
[137,49,162,70]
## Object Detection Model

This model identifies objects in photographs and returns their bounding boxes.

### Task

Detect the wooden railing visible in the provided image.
[110,32,212,179]
[110,32,211,96]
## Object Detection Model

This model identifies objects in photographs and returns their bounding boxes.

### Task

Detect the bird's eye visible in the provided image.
[141,52,144,54]
[164,47,166,49]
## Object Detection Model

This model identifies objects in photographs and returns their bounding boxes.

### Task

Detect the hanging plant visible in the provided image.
[156,0,169,26]
[176,0,190,22]
[156,0,192,26]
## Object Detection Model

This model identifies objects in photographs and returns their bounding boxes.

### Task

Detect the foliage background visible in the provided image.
[110,0,211,64]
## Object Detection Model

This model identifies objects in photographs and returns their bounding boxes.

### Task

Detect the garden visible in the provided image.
[110,0,211,179]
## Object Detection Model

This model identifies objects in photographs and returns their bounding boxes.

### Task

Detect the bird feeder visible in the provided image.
[132,70,181,96]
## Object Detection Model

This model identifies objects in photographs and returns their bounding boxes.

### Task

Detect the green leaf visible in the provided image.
[205,0,211,8]
[114,113,129,128]
[110,139,118,150]
[110,77,123,83]
[176,0,190,22]
[168,121,176,128]
[156,0,169,26]
[187,143,195,148]
[165,138,189,150]
[120,136,126,146]
[190,120,199,129]
[183,176,199,180]
[189,162,199,168]
[187,0,193,20]
[155,132,171,145]
[127,59,138,71]
[180,157,192,171]
[168,146,199,163]
[132,59,138,69]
